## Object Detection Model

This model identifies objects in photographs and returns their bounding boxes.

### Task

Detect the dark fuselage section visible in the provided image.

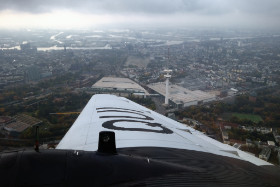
[1,147,280,186]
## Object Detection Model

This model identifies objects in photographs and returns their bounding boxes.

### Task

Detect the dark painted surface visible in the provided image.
[1,147,280,186]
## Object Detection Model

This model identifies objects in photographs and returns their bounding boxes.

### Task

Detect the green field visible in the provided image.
[223,113,263,123]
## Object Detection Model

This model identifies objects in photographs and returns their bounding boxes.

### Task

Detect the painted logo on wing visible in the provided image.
[96,107,173,134]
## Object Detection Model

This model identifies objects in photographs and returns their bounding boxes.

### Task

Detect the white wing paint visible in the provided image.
[56,94,270,166]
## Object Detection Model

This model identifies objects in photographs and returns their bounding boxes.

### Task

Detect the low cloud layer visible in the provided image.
[0,0,279,15]
[0,0,280,29]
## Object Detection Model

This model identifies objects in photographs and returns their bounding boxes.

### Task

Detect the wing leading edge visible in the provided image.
[57,94,271,166]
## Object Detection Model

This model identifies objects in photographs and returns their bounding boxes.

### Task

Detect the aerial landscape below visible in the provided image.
[0,0,280,186]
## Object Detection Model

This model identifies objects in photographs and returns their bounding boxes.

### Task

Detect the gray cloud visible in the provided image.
[0,0,280,29]
[0,0,278,16]
[0,0,200,14]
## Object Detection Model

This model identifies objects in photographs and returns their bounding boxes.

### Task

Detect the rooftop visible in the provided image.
[4,121,30,132]
[147,82,216,104]
[3,114,42,133]
[92,77,148,95]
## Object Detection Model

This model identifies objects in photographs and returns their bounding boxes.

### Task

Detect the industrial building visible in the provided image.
[2,114,42,137]
[259,147,271,161]
[91,77,148,97]
[147,82,216,108]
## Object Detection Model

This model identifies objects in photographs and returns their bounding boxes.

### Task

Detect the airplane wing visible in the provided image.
[57,94,268,166]
[1,94,280,186]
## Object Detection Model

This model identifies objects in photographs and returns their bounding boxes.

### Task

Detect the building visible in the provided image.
[147,82,216,108]
[249,91,257,102]
[257,141,268,149]
[0,116,15,131]
[230,139,245,146]
[221,131,229,144]
[246,139,255,147]
[26,66,41,82]
[273,131,280,144]
[219,90,228,97]
[228,88,238,96]
[20,42,37,52]
[220,122,239,130]
[4,121,31,136]
[91,77,149,97]
[259,147,271,161]
[3,114,42,137]
[233,143,242,149]
[267,141,275,147]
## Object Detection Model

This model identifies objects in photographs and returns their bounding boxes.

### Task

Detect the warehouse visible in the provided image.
[147,82,216,108]
[91,77,149,97]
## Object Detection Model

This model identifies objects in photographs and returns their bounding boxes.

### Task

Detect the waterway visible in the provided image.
[50,32,64,44]
[37,44,112,51]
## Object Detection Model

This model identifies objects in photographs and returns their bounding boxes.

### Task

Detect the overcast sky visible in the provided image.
[0,0,279,30]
